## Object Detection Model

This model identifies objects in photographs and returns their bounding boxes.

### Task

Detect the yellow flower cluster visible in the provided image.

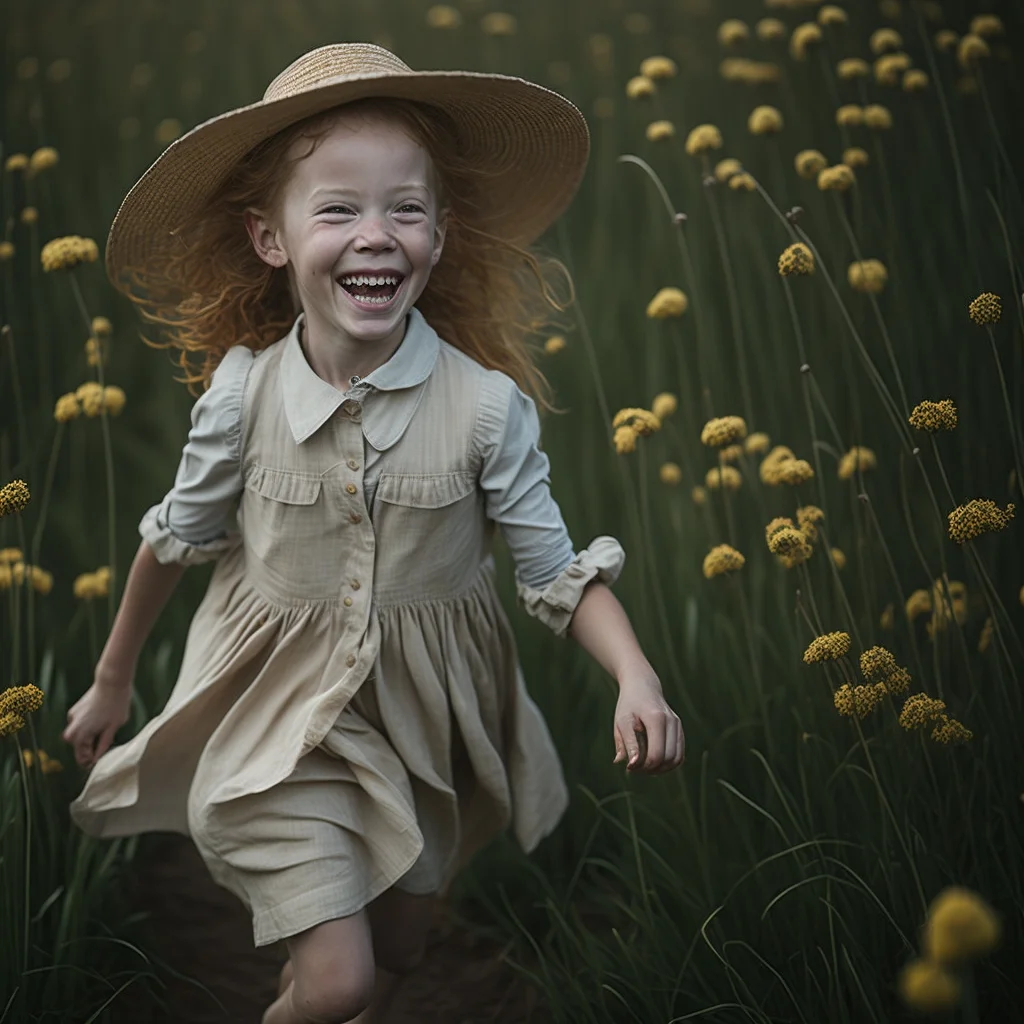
[969,15,1004,38]
[612,408,661,454]
[903,69,929,92]
[73,566,111,600]
[957,34,990,68]
[640,56,676,79]
[836,104,863,127]
[22,748,64,773]
[744,432,770,455]
[720,59,781,85]
[425,4,461,28]
[756,18,786,42]
[931,715,974,744]
[864,104,893,129]
[0,241,14,261]
[803,631,851,664]
[899,960,960,1013]
[685,124,723,156]
[0,683,45,737]
[705,466,741,491]
[701,416,747,447]
[56,383,127,420]
[728,173,757,192]
[818,164,855,191]
[926,577,967,636]
[659,462,681,485]
[794,149,827,179]
[830,547,846,569]
[717,19,749,47]
[645,120,675,142]
[40,235,99,272]
[1,560,52,594]
[968,292,1000,325]
[875,52,911,86]
[837,57,869,79]
[703,544,745,579]
[646,287,688,318]
[843,147,869,168]
[714,158,742,183]
[817,6,847,27]
[759,445,804,485]
[909,399,957,432]
[947,499,1015,544]
[0,479,30,517]
[765,516,794,545]
[626,75,656,99]
[935,29,959,52]
[789,22,822,60]
[748,105,783,135]
[858,646,910,694]
[796,504,824,542]
[833,681,886,719]
[898,692,946,730]
[719,443,743,463]
[480,12,517,35]
[870,27,902,54]
[838,446,876,480]
[544,335,565,355]
[29,147,59,174]
[652,393,677,419]
[848,259,888,293]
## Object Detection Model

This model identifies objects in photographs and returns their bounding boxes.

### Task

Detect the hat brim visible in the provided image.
[105,69,590,289]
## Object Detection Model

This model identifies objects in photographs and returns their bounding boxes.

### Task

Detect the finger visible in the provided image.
[652,718,676,773]
[618,719,641,767]
[612,726,625,763]
[96,724,118,760]
[640,715,666,771]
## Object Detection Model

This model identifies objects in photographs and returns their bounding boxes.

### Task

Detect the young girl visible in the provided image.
[63,43,685,1024]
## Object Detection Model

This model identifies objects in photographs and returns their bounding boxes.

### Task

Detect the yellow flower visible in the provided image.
[0,480,31,517]
[859,645,897,682]
[830,547,846,569]
[613,425,638,454]
[720,58,781,85]
[703,544,745,579]
[645,120,675,142]
[544,335,566,355]
[646,287,688,318]
[640,56,677,79]
[685,124,723,156]
[898,692,946,729]
[775,459,814,485]
[803,631,851,664]
[103,386,126,415]
[0,241,14,261]
[73,571,108,600]
[41,235,99,272]
[76,381,105,417]
[880,604,894,630]
[54,392,81,422]
[728,172,757,192]
[155,118,182,145]
[922,887,999,965]
[760,445,796,485]
[778,242,815,276]
[931,715,973,744]
[0,713,26,737]
[29,146,59,174]
[898,960,960,1013]
[789,23,823,60]
[714,158,742,183]
[701,416,747,447]
[91,316,113,337]
[837,57,870,79]
[86,337,106,367]
[651,393,677,419]
[425,5,461,28]
[884,666,911,695]
[833,682,886,719]
[947,499,1015,544]
[0,548,23,564]
[691,485,707,506]
[907,588,933,619]
[744,432,770,455]
[756,18,786,42]
[978,616,994,654]
[842,147,869,169]
[765,516,794,545]
[704,466,741,491]
[717,19,750,47]
[612,408,661,436]
[909,399,957,432]
[480,12,517,35]
[626,75,656,99]
[659,462,682,485]
[934,30,959,52]
[969,15,1004,38]
[796,504,825,542]
[958,33,990,68]
[874,52,912,85]
[864,104,893,129]
[838,446,877,480]
[4,153,29,172]
[870,27,903,55]
[817,6,847,27]
[847,259,888,293]
[903,69,929,91]
[719,444,743,463]
[794,149,827,179]
[21,207,38,225]
[770,526,812,559]
[0,683,45,717]
[748,106,783,135]
[37,749,64,774]
[835,104,864,127]
[968,292,1000,325]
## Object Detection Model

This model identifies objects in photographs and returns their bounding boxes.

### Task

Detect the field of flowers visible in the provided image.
[1,0,1022,1020]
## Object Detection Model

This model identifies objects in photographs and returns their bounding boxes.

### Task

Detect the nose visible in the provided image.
[354,212,395,252]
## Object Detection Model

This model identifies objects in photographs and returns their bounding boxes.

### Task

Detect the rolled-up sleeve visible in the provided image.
[477,379,625,638]
[139,345,254,566]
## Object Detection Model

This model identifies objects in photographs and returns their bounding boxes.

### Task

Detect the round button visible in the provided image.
[350,512,362,524]
[350,579,361,590]
[347,459,359,470]
[343,596,353,607]
[346,654,356,668]
[346,483,358,495]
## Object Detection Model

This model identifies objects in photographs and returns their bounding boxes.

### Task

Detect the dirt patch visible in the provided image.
[112,832,549,1023]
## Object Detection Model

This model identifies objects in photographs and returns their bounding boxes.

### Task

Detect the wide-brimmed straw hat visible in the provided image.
[104,42,590,291]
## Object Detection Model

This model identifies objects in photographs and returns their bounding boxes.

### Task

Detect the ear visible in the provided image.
[431,206,449,266]
[244,207,289,269]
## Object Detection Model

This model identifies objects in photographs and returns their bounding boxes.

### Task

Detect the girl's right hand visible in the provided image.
[62,671,133,770]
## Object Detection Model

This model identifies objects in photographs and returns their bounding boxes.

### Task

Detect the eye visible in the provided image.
[398,203,425,214]
[322,205,353,215]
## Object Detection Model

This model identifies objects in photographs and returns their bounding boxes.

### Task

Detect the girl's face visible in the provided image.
[245,110,447,348]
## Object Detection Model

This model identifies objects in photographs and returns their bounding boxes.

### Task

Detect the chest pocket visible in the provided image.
[375,471,476,509]
[241,464,344,593]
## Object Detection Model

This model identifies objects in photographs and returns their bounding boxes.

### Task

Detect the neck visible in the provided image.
[299,312,406,392]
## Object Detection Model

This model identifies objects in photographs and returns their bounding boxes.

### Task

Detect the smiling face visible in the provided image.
[244,106,448,351]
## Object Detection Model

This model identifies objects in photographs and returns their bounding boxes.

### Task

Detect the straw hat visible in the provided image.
[105,42,590,291]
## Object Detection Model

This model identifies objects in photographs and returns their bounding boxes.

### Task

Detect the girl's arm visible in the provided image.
[95,540,186,690]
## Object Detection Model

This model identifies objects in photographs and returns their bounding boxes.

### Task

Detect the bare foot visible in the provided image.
[277,958,293,999]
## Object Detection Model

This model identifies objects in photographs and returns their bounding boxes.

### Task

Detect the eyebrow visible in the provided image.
[309,183,431,200]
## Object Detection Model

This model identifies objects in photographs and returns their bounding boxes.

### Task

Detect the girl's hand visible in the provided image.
[62,670,133,770]
[612,671,685,774]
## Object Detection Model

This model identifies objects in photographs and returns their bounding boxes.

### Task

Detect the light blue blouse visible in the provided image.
[140,308,578,591]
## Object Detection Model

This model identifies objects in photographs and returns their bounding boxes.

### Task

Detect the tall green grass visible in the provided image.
[2,0,1022,1020]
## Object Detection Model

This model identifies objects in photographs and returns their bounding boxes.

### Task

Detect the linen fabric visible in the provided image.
[69,306,625,947]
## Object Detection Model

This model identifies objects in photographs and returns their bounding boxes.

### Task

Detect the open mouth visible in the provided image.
[337,273,406,311]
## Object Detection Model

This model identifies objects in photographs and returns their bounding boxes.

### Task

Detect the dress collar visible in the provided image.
[280,305,440,449]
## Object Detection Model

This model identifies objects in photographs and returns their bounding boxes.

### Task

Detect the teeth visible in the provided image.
[340,274,401,286]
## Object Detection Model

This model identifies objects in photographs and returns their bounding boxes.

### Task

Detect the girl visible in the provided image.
[63,43,685,1024]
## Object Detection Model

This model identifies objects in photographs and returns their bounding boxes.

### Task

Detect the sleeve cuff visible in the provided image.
[138,504,239,566]
[515,535,625,638]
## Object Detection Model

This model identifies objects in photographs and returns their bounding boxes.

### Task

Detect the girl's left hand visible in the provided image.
[612,671,685,774]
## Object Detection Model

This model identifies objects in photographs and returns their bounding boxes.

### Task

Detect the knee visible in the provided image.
[289,967,375,1023]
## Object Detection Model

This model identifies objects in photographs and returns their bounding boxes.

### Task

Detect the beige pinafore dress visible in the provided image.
[70,322,625,947]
